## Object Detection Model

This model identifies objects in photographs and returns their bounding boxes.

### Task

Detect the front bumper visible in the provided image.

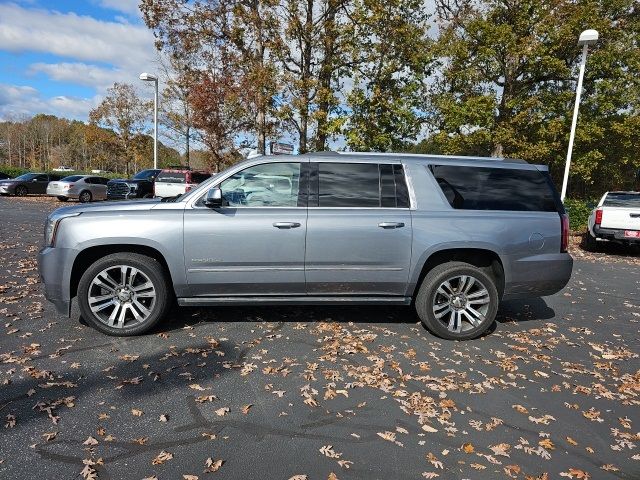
[0,185,12,194]
[38,246,77,317]
[593,225,640,243]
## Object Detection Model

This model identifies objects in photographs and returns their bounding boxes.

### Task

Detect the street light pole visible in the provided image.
[560,29,598,202]
[139,72,159,170]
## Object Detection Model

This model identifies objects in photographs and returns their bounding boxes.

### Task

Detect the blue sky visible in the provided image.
[0,0,159,121]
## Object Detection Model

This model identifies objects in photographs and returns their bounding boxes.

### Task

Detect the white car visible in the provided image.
[53,166,74,172]
[586,191,640,248]
[153,168,211,198]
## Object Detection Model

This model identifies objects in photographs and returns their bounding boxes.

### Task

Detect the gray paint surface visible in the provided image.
[38,152,573,316]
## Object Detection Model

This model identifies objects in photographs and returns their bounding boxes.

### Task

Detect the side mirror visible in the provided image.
[204,187,224,208]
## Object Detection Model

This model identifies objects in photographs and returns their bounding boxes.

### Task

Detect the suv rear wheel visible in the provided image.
[415,261,499,340]
[77,253,171,336]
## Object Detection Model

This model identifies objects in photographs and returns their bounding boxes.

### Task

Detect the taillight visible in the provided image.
[594,208,603,225]
[561,213,569,253]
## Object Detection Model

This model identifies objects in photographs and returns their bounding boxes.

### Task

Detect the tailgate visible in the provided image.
[600,207,640,230]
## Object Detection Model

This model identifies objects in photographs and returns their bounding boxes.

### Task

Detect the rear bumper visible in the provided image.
[503,252,573,299]
[38,246,76,317]
[593,225,640,243]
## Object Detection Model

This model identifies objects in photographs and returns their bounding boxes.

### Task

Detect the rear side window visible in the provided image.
[314,162,410,208]
[430,165,557,212]
[156,172,187,183]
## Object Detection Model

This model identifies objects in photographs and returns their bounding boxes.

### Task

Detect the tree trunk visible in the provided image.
[314,0,337,152]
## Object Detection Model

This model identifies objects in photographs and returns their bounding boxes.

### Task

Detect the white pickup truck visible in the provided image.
[587,191,640,248]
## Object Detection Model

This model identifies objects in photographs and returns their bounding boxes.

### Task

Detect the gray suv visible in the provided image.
[38,153,572,340]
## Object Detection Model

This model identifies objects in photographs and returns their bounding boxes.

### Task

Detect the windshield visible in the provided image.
[132,169,158,180]
[14,173,38,181]
[604,192,640,207]
[61,175,84,182]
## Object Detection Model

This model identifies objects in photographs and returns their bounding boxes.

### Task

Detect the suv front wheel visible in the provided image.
[415,261,499,340]
[77,253,171,336]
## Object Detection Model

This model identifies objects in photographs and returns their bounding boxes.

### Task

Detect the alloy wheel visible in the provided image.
[432,274,491,333]
[87,265,156,328]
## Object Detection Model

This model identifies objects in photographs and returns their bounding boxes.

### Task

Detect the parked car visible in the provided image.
[38,153,572,339]
[47,175,110,203]
[586,191,640,249]
[106,169,161,200]
[0,173,61,196]
[154,168,212,198]
[53,166,74,172]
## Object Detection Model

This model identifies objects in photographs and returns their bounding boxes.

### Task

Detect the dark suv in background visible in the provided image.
[106,169,161,200]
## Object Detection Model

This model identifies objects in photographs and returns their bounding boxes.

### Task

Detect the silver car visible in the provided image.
[38,153,573,340]
[47,175,109,203]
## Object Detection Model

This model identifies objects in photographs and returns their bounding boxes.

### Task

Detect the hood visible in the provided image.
[49,199,162,217]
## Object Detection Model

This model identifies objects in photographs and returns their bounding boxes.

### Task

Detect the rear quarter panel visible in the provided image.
[404,160,570,299]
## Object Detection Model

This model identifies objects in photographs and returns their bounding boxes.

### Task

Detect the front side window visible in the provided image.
[220,162,302,207]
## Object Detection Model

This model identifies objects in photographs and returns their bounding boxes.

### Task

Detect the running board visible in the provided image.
[177,296,412,307]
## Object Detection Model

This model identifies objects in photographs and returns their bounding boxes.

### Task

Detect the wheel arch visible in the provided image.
[70,244,174,299]
[411,247,505,299]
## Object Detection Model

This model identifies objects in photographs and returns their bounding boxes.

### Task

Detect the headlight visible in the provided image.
[44,211,81,247]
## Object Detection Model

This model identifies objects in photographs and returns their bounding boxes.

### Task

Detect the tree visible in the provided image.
[89,83,149,175]
[157,53,198,166]
[339,0,433,151]
[417,0,640,195]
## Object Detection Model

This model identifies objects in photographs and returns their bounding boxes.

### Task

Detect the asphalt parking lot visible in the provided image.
[0,196,638,480]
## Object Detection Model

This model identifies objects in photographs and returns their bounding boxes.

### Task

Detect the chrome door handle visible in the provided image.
[273,222,301,229]
[378,222,405,229]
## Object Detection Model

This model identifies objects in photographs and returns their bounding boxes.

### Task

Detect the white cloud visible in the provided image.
[29,62,130,90]
[0,3,156,71]
[0,83,100,121]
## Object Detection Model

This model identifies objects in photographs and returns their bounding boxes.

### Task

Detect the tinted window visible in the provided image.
[14,173,38,181]
[49,175,61,181]
[318,163,380,207]
[157,172,187,183]
[133,169,159,180]
[603,192,640,207]
[430,165,557,212]
[220,163,301,207]
[35,174,49,182]
[190,172,211,184]
[62,175,84,182]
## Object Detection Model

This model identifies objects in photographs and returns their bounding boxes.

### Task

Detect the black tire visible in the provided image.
[57,196,69,202]
[79,190,92,203]
[15,185,28,196]
[77,253,171,336]
[415,261,499,340]
[584,230,598,251]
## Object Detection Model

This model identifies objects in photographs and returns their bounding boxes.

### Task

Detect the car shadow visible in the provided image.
[495,297,556,324]
[154,303,419,333]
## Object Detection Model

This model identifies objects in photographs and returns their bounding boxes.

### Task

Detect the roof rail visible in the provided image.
[335,151,527,163]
